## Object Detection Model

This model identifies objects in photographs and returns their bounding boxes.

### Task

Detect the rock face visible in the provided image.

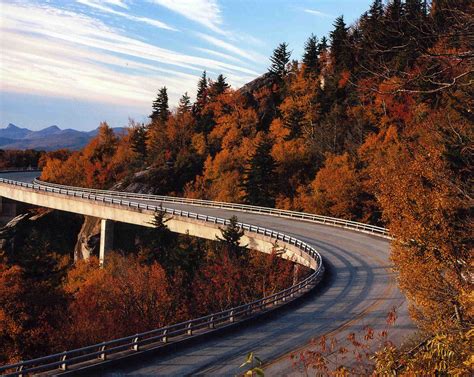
[113,169,158,194]
[74,216,101,261]
[0,212,31,252]
[238,72,280,131]
[0,208,82,261]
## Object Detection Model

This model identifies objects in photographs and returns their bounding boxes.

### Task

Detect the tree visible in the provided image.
[242,138,277,207]
[216,215,246,258]
[209,74,230,100]
[297,153,364,220]
[0,264,67,363]
[268,42,291,79]
[330,16,352,72]
[178,92,192,114]
[140,207,179,272]
[194,71,208,115]
[129,123,147,162]
[150,87,170,123]
[64,255,175,347]
[303,34,320,77]
[318,36,328,53]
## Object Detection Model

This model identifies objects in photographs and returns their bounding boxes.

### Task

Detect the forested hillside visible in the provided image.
[14,0,474,373]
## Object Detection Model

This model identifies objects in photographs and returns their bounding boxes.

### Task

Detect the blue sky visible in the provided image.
[0,0,373,131]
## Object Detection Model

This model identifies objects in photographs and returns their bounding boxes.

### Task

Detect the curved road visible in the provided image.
[2,172,415,376]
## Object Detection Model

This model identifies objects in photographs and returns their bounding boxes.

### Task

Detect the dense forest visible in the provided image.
[1,210,307,364]
[0,150,42,170]
[2,0,472,374]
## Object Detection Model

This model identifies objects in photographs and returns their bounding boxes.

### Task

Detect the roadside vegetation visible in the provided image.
[1,0,471,373]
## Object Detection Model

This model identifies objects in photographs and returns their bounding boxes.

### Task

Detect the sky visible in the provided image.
[0,0,373,131]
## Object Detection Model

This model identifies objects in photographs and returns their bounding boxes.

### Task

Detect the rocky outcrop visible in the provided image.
[238,72,280,131]
[0,208,82,261]
[74,216,101,261]
[113,169,158,194]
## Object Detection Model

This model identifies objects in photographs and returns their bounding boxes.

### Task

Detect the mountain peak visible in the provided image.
[41,125,61,132]
[7,123,20,129]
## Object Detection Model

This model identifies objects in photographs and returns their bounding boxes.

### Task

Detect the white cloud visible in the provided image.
[103,0,129,8]
[196,32,266,64]
[194,47,246,65]
[77,0,177,31]
[0,2,260,107]
[303,9,332,18]
[149,0,224,34]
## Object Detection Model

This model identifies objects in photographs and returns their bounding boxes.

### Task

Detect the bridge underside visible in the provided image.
[0,184,316,269]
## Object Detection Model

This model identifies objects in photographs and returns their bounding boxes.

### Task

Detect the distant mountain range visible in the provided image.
[0,124,126,151]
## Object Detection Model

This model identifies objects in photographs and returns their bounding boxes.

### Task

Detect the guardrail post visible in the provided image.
[187,323,193,335]
[59,352,68,371]
[15,363,24,377]
[99,343,107,360]
[209,316,215,329]
[229,310,235,323]
[132,336,139,351]
[162,329,168,343]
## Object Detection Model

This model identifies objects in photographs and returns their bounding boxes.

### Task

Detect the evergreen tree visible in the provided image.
[130,124,147,162]
[216,215,247,259]
[150,87,170,123]
[178,92,192,114]
[141,206,180,271]
[210,74,230,100]
[242,138,277,207]
[303,34,320,77]
[356,0,385,71]
[194,71,208,115]
[268,42,291,79]
[193,70,215,136]
[330,16,352,72]
[318,36,329,53]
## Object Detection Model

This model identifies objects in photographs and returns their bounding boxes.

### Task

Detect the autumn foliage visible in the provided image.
[11,0,473,371]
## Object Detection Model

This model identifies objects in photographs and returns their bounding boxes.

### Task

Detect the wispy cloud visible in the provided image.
[0,2,259,107]
[149,0,225,34]
[77,0,177,31]
[303,8,332,18]
[194,47,246,65]
[196,32,266,64]
[102,0,129,9]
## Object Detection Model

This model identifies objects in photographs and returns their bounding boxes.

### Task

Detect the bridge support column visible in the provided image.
[99,219,114,267]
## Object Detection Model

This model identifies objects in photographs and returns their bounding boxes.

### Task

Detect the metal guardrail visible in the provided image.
[32,179,390,239]
[0,168,40,173]
[0,177,324,376]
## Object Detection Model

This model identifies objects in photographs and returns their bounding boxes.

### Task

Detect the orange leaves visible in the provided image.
[0,264,67,363]
[64,254,173,347]
[298,153,362,220]
[338,70,351,88]
[360,107,473,334]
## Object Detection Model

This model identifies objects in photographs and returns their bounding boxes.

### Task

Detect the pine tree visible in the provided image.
[178,92,192,114]
[268,42,291,79]
[209,74,229,100]
[357,0,385,70]
[216,215,247,258]
[330,16,352,72]
[150,87,169,123]
[318,36,329,53]
[194,71,208,115]
[303,34,320,77]
[130,124,147,162]
[242,138,277,207]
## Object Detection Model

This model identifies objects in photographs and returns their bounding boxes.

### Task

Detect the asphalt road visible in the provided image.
[1,173,416,376]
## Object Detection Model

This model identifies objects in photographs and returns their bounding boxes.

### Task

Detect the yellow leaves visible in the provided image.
[299,153,361,220]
